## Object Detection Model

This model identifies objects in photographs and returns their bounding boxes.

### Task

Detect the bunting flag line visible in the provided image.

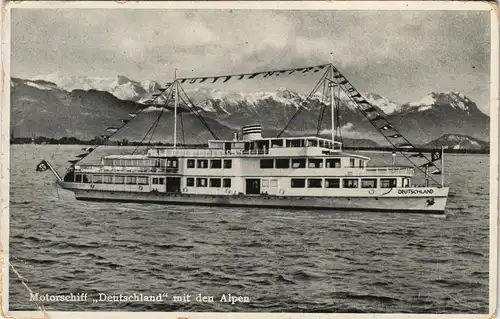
[328,65,442,183]
[175,64,329,85]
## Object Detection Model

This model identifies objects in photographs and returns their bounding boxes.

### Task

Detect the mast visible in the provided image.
[174,69,178,149]
[330,52,335,150]
[441,146,444,187]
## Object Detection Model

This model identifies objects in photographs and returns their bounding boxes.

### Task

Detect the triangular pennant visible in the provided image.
[181,79,187,83]
[409,153,425,158]
[364,106,378,113]
[100,135,108,139]
[128,113,137,117]
[76,153,88,158]
[389,134,401,138]
[68,160,78,164]
[82,147,94,152]
[212,77,220,83]
[223,76,232,83]
[288,70,296,75]
[238,75,245,80]
[380,125,392,130]
[199,77,208,83]
[120,119,130,124]
[106,127,119,133]
[248,73,260,79]
[398,143,413,148]
[190,78,197,84]
[431,169,442,175]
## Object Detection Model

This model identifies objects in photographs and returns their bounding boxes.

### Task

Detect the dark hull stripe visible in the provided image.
[75,196,445,215]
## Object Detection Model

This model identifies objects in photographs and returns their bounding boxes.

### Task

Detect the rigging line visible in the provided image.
[315,69,330,136]
[177,85,216,136]
[74,83,176,164]
[178,93,215,139]
[330,68,440,185]
[277,66,331,138]
[336,84,344,143]
[176,63,330,82]
[180,112,186,145]
[131,89,174,155]
[131,106,167,155]
[177,83,220,140]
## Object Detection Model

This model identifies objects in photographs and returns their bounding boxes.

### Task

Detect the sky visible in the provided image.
[11,9,492,114]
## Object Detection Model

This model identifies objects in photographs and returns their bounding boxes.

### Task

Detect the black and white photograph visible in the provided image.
[1,1,498,317]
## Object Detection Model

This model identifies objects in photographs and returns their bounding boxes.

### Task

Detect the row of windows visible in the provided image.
[187,159,232,169]
[75,174,149,185]
[186,177,232,188]
[103,158,178,168]
[260,158,344,169]
[290,178,397,189]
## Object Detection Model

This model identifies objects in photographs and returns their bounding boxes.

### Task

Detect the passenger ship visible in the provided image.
[39,60,450,213]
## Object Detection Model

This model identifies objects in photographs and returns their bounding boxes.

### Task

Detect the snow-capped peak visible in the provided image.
[403,92,473,113]
[31,74,161,102]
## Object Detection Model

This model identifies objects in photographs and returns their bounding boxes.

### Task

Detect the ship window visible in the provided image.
[187,159,195,168]
[160,159,166,167]
[275,158,290,169]
[126,176,137,185]
[103,159,113,165]
[159,178,165,185]
[93,175,103,183]
[349,159,355,168]
[288,139,303,148]
[326,158,341,168]
[170,159,178,168]
[359,160,365,168]
[223,178,231,188]
[308,158,323,168]
[137,177,148,185]
[343,178,359,188]
[75,174,82,183]
[186,178,195,187]
[260,159,274,169]
[319,140,325,148]
[210,178,221,187]
[103,175,113,184]
[325,178,340,188]
[224,160,232,168]
[196,178,208,187]
[114,176,124,184]
[83,175,91,183]
[153,159,160,167]
[381,178,397,188]
[291,158,306,168]
[308,178,322,188]
[153,177,159,184]
[291,178,306,188]
[197,159,208,168]
[262,180,269,187]
[307,139,318,147]
[211,160,222,169]
[361,179,377,188]
[270,179,278,187]
[271,139,284,147]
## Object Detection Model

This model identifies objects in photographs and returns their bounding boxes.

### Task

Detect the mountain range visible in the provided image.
[10,75,490,149]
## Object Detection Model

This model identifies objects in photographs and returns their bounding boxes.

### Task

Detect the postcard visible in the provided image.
[1,1,498,319]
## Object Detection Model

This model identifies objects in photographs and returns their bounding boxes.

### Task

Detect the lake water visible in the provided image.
[8,145,490,313]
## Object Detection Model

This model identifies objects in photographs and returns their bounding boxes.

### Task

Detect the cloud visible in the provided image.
[11,9,491,114]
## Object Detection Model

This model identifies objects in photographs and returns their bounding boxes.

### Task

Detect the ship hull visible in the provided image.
[66,188,448,214]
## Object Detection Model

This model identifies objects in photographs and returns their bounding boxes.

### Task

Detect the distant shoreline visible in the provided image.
[10,137,490,155]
